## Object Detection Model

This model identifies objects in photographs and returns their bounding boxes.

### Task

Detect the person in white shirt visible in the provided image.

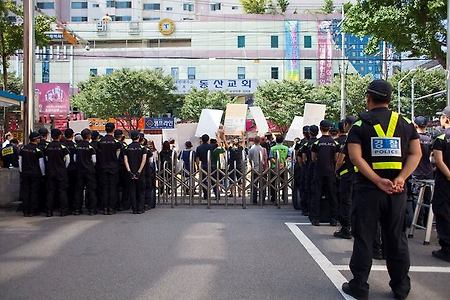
[2,132,12,148]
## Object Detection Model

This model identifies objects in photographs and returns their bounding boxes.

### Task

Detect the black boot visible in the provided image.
[46,210,53,217]
[334,227,352,239]
[342,283,368,300]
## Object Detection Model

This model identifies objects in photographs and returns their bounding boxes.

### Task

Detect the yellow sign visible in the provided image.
[159,19,175,36]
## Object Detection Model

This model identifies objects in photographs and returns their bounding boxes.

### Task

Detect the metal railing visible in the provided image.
[155,149,295,208]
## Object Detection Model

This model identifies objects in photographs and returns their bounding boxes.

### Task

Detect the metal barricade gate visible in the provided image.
[156,150,295,208]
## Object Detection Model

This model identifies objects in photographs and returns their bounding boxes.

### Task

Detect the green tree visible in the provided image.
[277,0,289,13]
[322,0,335,14]
[254,80,314,127]
[180,89,234,122]
[311,74,372,121]
[240,0,267,14]
[343,0,447,67]
[389,69,446,118]
[0,0,53,90]
[72,69,178,131]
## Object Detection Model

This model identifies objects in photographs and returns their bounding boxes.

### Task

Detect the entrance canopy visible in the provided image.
[0,90,25,107]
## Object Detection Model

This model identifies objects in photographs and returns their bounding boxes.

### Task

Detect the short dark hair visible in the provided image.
[114,129,123,138]
[10,138,18,145]
[51,128,62,140]
[254,136,261,144]
[162,140,170,151]
[201,134,209,143]
[91,130,100,140]
[185,141,193,148]
[105,122,115,133]
[276,135,284,144]
[81,129,91,140]
[38,127,49,137]
[64,128,74,139]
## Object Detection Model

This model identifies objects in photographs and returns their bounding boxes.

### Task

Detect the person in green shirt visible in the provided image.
[269,135,289,203]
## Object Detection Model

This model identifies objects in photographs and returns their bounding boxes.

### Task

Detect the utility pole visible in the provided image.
[23,0,35,142]
[382,41,388,80]
[411,77,415,120]
[340,5,346,120]
[447,0,450,106]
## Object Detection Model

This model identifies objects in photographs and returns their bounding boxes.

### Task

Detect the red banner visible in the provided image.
[317,21,333,85]
[36,83,70,115]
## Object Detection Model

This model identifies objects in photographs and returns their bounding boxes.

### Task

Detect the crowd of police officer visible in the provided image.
[16,122,157,218]
[291,80,450,299]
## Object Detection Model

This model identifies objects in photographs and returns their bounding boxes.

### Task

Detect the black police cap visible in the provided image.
[114,129,123,138]
[51,128,62,139]
[345,116,358,126]
[29,131,40,141]
[414,116,427,127]
[91,130,100,139]
[309,125,319,135]
[38,127,49,136]
[366,79,392,99]
[130,130,140,140]
[320,120,332,129]
[302,125,310,133]
[64,128,74,138]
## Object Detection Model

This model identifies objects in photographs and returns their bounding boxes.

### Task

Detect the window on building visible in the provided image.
[115,1,132,8]
[89,68,98,76]
[106,1,115,7]
[238,67,246,79]
[71,2,88,9]
[71,16,88,22]
[171,67,180,80]
[92,3,99,8]
[271,35,278,48]
[183,3,194,11]
[187,67,196,79]
[7,16,17,23]
[143,3,160,10]
[115,16,131,21]
[304,36,312,48]
[143,17,160,21]
[106,68,114,75]
[271,67,279,79]
[210,3,221,11]
[37,2,55,9]
[237,35,245,48]
[166,7,173,11]
[304,67,312,80]
[232,6,238,10]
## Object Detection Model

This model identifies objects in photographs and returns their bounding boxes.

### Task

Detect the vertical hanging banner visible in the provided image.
[284,21,300,81]
[36,83,70,115]
[317,21,333,85]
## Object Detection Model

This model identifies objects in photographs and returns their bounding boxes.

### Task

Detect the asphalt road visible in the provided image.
[0,207,449,300]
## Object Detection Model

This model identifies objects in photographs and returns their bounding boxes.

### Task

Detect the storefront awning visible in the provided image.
[0,90,25,107]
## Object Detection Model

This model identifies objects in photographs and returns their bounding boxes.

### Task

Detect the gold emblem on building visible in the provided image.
[159,19,175,36]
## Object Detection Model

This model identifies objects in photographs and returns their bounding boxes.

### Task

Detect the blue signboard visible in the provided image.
[145,117,174,130]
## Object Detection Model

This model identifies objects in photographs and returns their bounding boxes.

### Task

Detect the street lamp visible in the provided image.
[397,69,416,113]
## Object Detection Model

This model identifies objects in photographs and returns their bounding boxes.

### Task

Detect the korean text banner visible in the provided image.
[36,83,70,115]
[284,21,300,81]
[175,79,257,94]
[317,21,333,85]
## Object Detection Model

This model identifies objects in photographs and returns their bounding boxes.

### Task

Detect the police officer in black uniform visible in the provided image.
[90,130,102,210]
[124,130,148,214]
[44,129,71,217]
[19,132,45,217]
[297,126,310,214]
[310,120,340,226]
[1,138,19,168]
[342,80,421,300]
[63,128,78,214]
[334,116,357,239]
[37,127,50,212]
[74,129,98,215]
[115,129,129,210]
[292,126,310,210]
[300,125,319,216]
[98,123,122,215]
[431,106,450,262]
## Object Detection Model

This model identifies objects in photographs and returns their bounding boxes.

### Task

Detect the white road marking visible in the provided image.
[333,265,450,273]
[285,222,356,300]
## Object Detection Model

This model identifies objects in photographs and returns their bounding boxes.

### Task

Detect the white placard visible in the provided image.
[224,103,248,135]
[249,106,269,134]
[144,134,163,152]
[68,120,90,134]
[285,116,304,141]
[176,123,200,150]
[195,109,223,138]
[303,103,326,128]
[162,129,179,151]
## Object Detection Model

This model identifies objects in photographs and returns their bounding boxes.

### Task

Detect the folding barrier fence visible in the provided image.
[155,150,295,208]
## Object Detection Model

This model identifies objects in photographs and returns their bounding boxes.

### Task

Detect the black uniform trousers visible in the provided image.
[292,163,302,210]
[76,171,97,211]
[100,171,119,210]
[128,174,145,212]
[310,173,338,222]
[338,173,353,228]
[46,174,69,212]
[145,167,156,209]
[299,165,308,212]
[118,167,130,210]
[67,169,78,211]
[21,174,40,214]
[349,183,410,298]
[432,179,450,253]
